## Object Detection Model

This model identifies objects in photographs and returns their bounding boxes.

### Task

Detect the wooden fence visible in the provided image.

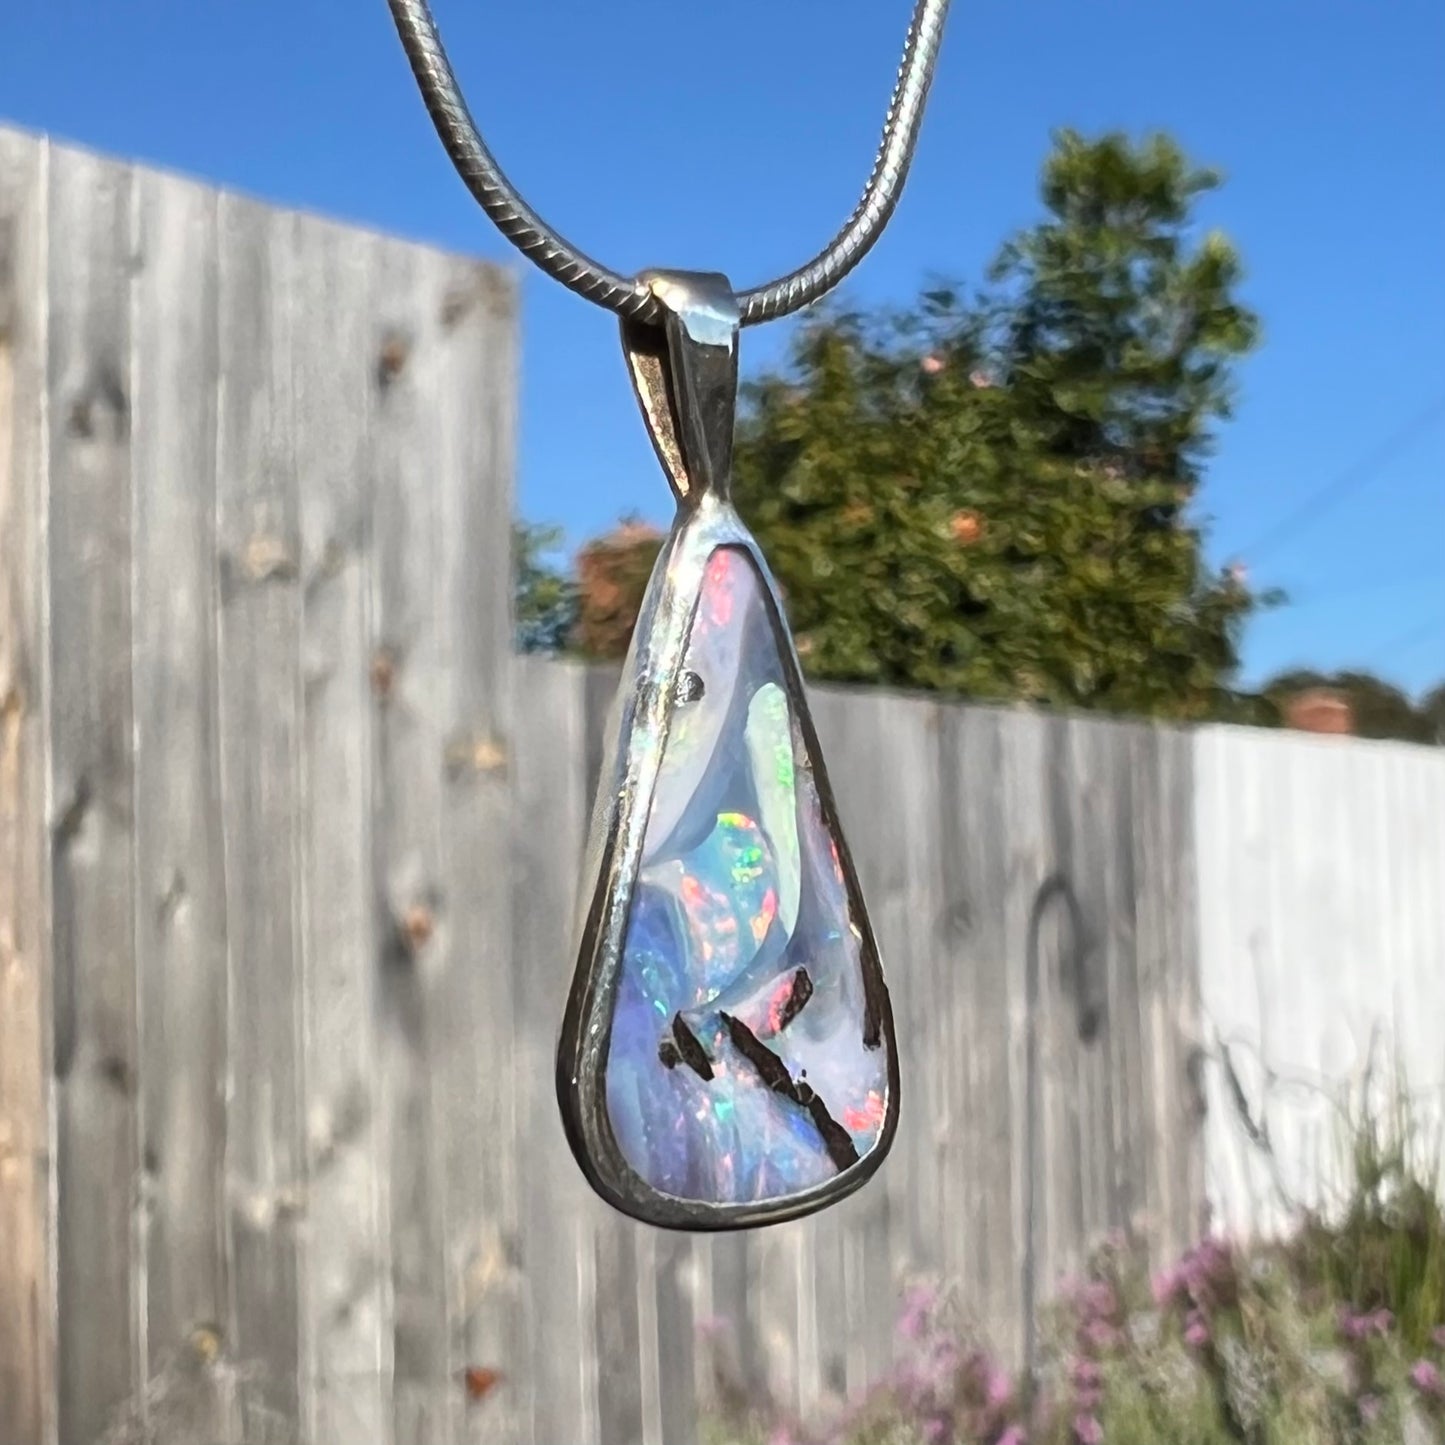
[2,125,1443,1445]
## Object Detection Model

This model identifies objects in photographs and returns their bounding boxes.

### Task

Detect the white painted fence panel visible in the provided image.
[1195,724,1445,1238]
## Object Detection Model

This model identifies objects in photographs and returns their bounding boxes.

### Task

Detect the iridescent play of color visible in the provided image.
[605,547,889,1205]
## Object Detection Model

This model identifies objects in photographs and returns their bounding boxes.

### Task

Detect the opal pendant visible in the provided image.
[557,272,898,1229]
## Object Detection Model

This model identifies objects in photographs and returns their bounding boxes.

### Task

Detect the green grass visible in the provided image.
[1287,1068,1445,1357]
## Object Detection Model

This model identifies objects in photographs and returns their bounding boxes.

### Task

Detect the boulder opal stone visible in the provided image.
[604,546,890,1205]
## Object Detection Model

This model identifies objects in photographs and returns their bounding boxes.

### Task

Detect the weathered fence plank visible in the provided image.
[1065,718,1125,1240]
[510,656,596,1445]
[47,139,143,1445]
[215,190,306,1438]
[1129,721,1205,1264]
[879,694,951,1300]
[130,161,237,1444]
[653,1229,702,1445]
[0,125,54,1445]
[370,234,456,1445]
[1032,714,1095,1301]
[294,212,389,1445]
[810,685,932,1390]
[935,704,1022,1344]
[430,255,522,1445]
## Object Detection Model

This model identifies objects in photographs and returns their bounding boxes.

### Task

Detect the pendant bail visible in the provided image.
[620,270,740,507]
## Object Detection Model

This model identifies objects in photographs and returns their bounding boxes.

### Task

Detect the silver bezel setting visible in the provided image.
[555,494,900,1230]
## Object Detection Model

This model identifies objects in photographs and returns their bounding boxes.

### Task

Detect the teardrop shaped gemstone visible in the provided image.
[604,546,892,1207]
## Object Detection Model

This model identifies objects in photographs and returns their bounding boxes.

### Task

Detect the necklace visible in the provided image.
[388,0,951,1230]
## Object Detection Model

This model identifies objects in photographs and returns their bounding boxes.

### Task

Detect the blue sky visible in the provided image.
[4,0,1442,694]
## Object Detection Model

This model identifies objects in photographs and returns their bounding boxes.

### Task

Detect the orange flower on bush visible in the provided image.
[950,510,984,545]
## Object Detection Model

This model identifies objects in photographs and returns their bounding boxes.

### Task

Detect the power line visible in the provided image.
[1282,565,1445,607]
[1239,392,1445,562]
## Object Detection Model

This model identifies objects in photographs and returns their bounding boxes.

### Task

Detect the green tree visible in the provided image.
[1421,682,1445,745]
[989,130,1259,512]
[513,520,577,654]
[725,129,1268,719]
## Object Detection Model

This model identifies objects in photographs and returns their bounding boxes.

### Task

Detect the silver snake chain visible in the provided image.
[385,0,953,327]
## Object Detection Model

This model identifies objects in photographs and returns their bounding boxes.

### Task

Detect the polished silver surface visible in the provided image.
[555,275,898,1229]
[619,271,739,506]
[385,0,952,326]
[652,273,740,499]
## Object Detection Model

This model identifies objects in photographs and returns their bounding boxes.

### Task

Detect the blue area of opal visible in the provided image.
[605,547,888,1205]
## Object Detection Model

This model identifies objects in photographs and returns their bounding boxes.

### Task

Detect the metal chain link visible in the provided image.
[386,0,951,327]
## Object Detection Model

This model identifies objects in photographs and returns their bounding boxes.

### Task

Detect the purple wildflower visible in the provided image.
[1433,1326,1445,1351]
[1184,1310,1211,1349]
[1410,1359,1444,1398]
[1069,1358,1103,1389]
[931,1337,963,1377]
[898,1284,938,1342]
[985,1365,1014,1409]
[1074,1386,1104,1411]
[997,1427,1027,1445]
[1151,1266,1182,1308]
[889,1354,926,1404]
[1081,1319,1122,1353]
[766,1429,795,1445]
[897,1336,963,1417]
[921,1417,950,1444]
[1173,1235,1236,1312]
[1073,1412,1104,1445]
[1080,1281,1119,1321]
[1339,1306,1394,1342]
[1357,1394,1382,1425]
